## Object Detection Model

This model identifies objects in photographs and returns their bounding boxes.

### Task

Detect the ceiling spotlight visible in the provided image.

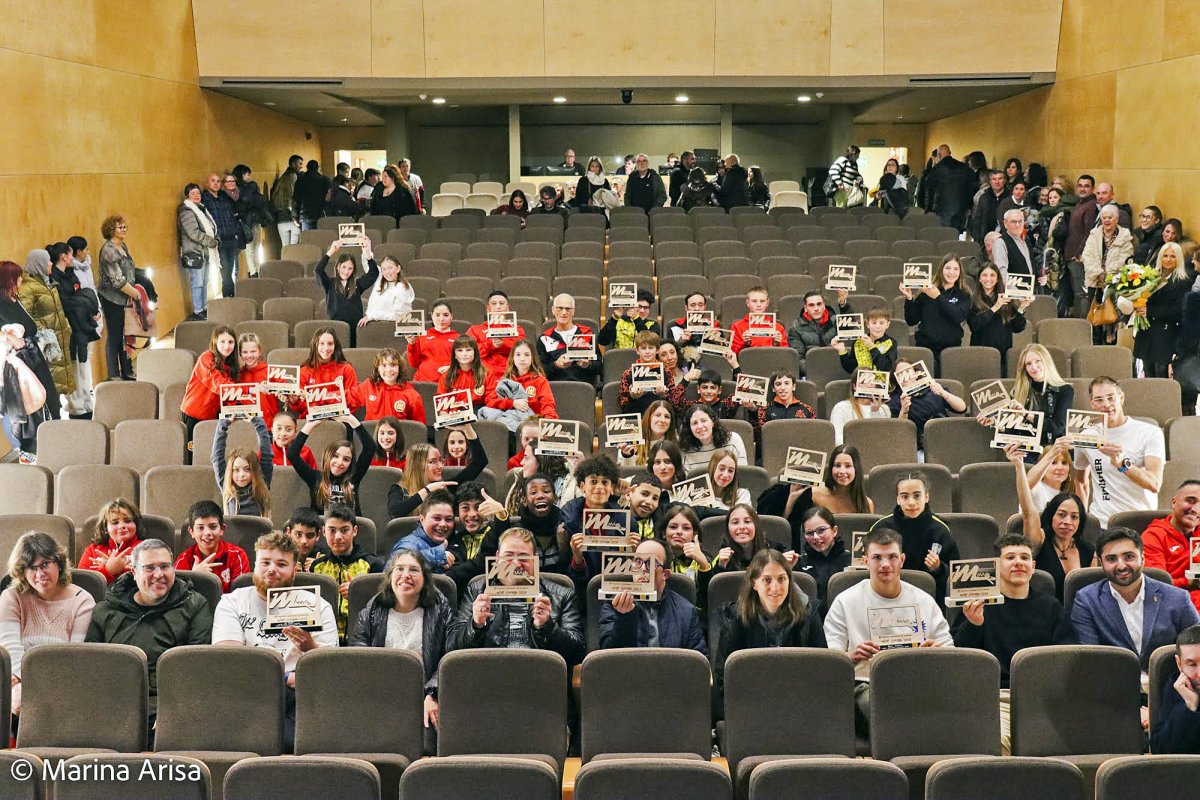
[315,109,323,113]
[340,117,349,122]
[553,96,567,103]
[974,99,986,104]
[797,94,812,103]
[815,92,824,99]
[432,97,446,105]
[897,115,904,120]
[264,101,276,107]
[675,94,689,103]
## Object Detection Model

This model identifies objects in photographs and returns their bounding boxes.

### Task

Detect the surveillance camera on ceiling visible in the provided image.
[621,89,633,105]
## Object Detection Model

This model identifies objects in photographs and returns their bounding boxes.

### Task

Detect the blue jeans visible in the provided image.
[218,243,241,298]
[185,260,208,314]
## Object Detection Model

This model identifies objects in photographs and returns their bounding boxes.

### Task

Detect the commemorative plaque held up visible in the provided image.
[394,309,426,337]
[582,508,632,551]
[565,333,596,361]
[599,552,657,600]
[485,555,540,603]
[732,373,769,407]
[604,413,644,447]
[868,605,923,650]
[895,360,933,396]
[337,223,367,247]
[536,418,581,456]
[486,311,518,339]
[629,362,666,393]
[264,585,322,632]
[1065,409,1107,448]
[219,383,262,420]
[433,388,475,429]
[990,408,1044,453]
[699,328,733,357]
[1004,272,1035,300]
[946,558,1005,607]
[668,474,718,508]
[685,310,714,335]
[853,369,890,401]
[844,531,868,571]
[902,262,933,290]
[608,282,638,309]
[747,312,777,339]
[825,263,857,291]
[835,313,865,342]
[780,447,826,487]
[263,363,300,396]
[1186,538,1200,581]
[971,379,1011,417]
[304,379,348,420]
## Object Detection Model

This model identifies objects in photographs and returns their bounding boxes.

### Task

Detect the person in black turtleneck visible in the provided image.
[796,507,852,613]
[868,472,959,603]
[460,473,569,591]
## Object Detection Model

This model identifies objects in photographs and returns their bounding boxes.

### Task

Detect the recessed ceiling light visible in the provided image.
[919,106,927,110]
[797,95,812,103]
[675,94,689,103]
[553,96,567,103]
[340,117,348,122]
[897,115,904,120]
[264,101,275,107]
[974,99,986,104]
[432,97,446,105]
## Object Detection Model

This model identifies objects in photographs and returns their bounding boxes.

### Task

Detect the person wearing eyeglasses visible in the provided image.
[599,538,707,654]
[537,293,602,387]
[795,507,851,608]
[86,538,213,730]
[0,532,96,719]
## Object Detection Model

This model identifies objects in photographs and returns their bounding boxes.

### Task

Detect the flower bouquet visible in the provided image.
[1107,262,1163,331]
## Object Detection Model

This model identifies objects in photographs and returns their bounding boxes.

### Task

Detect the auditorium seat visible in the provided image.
[0,464,53,514]
[224,756,378,800]
[258,260,305,283]
[924,418,1001,474]
[111,420,187,473]
[0,752,43,800]
[844,418,918,472]
[234,320,289,355]
[866,463,953,514]
[136,349,196,391]
[1119,377,1181,426]
[16,643,148,759]
[37,420,108,473]
[262,297,316,337]
[575,758,732,800]
[207,297,257,327]
[142,465,224,528]
[956,464,1019,527]
[925,757,1085,800]
[748,757,907,800]
[398,756,559,800]
[1071,345,1133,379]
[581,649,712,763]
[940,346,1002,387]
[173,320,217,357]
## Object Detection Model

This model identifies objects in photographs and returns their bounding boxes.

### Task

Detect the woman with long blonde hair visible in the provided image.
[1008,343,1073,448]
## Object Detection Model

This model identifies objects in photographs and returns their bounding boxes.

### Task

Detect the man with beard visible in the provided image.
[1143,481,1200,614]
[1072,528,1199,732]
[87,538,213,732]
[213,532,339,751]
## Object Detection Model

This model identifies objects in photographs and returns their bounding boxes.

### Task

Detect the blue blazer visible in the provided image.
[1071,576,1200,670]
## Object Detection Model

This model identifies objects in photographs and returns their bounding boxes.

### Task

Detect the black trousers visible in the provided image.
[101,297,133,380]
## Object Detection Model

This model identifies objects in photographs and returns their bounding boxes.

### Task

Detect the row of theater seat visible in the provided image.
[1,643,1185,800]
[0,750,1192,800]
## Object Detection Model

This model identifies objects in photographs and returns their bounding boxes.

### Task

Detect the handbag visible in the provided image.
[1087,294,1118,326]
[1174,354,1200,394]
[0,355,47,416]
[180,250,203,270]
[34,327,62,362]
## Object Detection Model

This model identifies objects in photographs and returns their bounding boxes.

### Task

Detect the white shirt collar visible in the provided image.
[1109,578,1145,607]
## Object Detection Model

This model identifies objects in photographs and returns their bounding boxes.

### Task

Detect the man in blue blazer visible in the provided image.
[1072,527,1200,671]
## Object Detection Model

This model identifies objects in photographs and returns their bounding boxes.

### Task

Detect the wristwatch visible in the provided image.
[1118,457,1134,473]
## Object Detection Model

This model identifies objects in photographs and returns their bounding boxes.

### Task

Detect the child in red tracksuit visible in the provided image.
[437,334,495,411]
[405,299,458,383]
[730,286,787,354]
[78,498,144,584]
[349,347,425,422]
[291,326,360,417]
[235,332,277,429]
[370,415,407,469]
[180,325,239,449]
[468,290,528,378]
[484,340,558,418]
[271,410,317,469]
[754,370,817,428]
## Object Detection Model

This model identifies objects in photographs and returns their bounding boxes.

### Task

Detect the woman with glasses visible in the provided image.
[387,424,489,519]
[0,531,96,719]
[714,549,826,689]
[795,507,851,607]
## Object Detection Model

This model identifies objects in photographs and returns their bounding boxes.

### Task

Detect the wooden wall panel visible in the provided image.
[425,1,545,77]
[1113,55,1200,171]
[1163,0,1200,61]
[830,0,883,76]
[372,0,426,77]
[714,0,831,76]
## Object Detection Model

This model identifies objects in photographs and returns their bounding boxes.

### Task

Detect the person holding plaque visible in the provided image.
[868,472,960,602]
[968,264,1030,373]
[310,505,384,639]
[599,289,662,350]
[680,405,748,473]
[901,255,971,374]
[1072,376,1166,528]
[829,383,891,447]
[887,357,967,448]
[658,504,713,584]
[752,371,817,429]
[87,539,213,732]
[292,328,361,419]
[713,503,797,574]
[716,549,826,689]
[599,539,707,655]
[467,291,527,378]
[315,240,379,346]
[666,292,722,360]
[835,307,898,376]
[796,508,852,608]
[563,456,625,583]
[438,335,494,412]
[1142,481,1200,614]
[288,414,375,514]
[1007,344,1074,450]
[812,444,875,515]
[213,532,338,752]
[180,325,239,450]
[387,424,489,519]
[1150,626,1200,754]
[1010,444,1093,600]
[537,294,602,387]
[681,369,745,420]
[618,332,685,415]
[952,534,1075,754]
[616,401,679,467]
[349,550,451,748]
[823,529,953,734]
[730,286,787,354]
[787,290,852,377]
[235,332,277,429]
[448,528,584,664]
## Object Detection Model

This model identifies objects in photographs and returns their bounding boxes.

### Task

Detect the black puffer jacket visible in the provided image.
[447,575,585,665]
[348,592,453,695]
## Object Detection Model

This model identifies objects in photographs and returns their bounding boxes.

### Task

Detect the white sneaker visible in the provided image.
[18,451,37,465]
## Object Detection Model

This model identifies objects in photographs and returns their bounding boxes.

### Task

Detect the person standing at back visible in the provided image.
[924,145,976,231]
[716,154,749,210]
[623,154,666,212]
[292,160,331,232]
[271,154,303,248]
[826,145,862,208]
[200,173,244,299]
[668,150,696,207]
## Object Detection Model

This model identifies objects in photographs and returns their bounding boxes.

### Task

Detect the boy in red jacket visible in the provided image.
[468,290,527,378]
[173,500,251,592]
[730,286,787,354]
[1143,480,1200,613]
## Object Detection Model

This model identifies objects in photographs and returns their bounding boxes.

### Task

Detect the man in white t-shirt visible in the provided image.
[1072,376,1166,527]
[212,531,339,751]
[823,528,953,735]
